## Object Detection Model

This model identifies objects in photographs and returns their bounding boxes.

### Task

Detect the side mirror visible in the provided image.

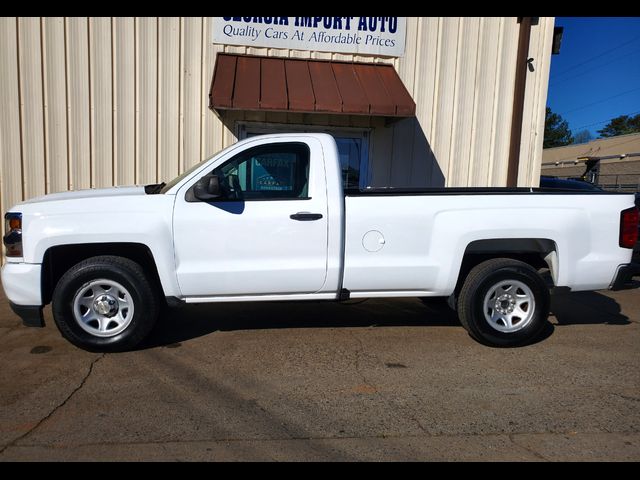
[193,174,222,201]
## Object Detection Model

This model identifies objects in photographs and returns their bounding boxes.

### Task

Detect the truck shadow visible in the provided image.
[142,298,459,349]
[550,291,631,326]
[141,291,631,350]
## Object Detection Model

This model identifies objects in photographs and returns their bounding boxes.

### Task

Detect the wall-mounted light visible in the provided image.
[552,27,564,55]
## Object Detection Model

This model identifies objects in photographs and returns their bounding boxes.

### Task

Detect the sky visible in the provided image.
[546,17,640,140]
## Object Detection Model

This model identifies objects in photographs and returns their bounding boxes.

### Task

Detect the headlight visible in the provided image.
[3,212,22,257]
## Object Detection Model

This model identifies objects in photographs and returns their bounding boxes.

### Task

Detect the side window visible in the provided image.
[213,143,310,200]
[245,129,367,190]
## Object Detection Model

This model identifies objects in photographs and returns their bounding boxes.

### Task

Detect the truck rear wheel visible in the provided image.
[51,255,159,352]
[457,258,550,347]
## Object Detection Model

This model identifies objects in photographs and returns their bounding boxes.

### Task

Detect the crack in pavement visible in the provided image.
[12,429,640,449]
[347,329,377,392]
[347,330,428,435]
[402,405,428,435]
[12,432,637,462]
[508,433,548,461]
[610,392,640,403]
[0,353,105,456]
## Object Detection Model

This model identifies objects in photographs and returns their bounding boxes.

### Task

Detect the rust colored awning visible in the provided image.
[209,54,416,118]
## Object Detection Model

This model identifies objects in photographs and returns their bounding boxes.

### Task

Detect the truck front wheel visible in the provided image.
[457,258,550,347]
[51,256,159,352]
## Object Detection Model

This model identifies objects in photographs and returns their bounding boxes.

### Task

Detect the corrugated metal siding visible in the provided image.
[0,17,23,223]
[113,17,135,186]
[518,16,554,188]
[368,17,554,188]
[0,16,554,242]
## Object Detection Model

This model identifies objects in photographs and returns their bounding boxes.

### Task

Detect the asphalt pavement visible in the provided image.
[1,283,639,461]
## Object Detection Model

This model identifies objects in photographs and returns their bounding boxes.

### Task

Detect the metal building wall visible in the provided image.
[373,17,553,189]
[0,17,554,239]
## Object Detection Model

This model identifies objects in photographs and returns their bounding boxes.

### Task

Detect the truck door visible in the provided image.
[172,138,328,297]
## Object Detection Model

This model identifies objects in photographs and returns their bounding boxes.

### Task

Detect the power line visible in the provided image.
[559,87,640,116]
[549,49,640,87]
[572,110,640,131]
[550,32,640,79]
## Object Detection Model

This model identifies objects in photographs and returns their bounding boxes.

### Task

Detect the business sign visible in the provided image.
[212,17,406,57]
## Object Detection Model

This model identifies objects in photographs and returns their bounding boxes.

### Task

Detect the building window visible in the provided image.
[239,123,370,190]
[334,137,362,190]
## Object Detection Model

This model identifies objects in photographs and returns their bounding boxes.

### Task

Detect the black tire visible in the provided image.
[457,258,550,347]
[52,255,159,352]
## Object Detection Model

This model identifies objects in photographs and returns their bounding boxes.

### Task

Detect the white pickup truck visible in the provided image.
[2,133,639,351]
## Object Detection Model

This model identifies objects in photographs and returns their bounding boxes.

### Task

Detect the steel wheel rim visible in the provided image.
[483,280,535,333]
[72,279,134,337]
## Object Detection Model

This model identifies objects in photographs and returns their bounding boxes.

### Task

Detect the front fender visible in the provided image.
[18,195,181,297]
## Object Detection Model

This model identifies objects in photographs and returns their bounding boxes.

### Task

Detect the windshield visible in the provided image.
[159,160,209,194]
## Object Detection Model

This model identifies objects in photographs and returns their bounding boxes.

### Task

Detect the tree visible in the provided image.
[597,114,640,138]
[573,129,593,144]
[544,107,574,148]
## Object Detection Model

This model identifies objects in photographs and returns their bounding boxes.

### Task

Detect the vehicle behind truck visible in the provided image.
[2,133,639,351]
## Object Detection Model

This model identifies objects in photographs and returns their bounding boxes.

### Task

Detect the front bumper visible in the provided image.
[610,262,640,291]
[1,262,44,326]
[1,262,42,304]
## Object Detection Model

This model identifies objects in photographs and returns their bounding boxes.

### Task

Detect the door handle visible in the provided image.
[290,212,323,221]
